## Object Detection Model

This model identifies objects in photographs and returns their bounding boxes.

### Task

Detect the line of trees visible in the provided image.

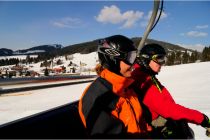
[0,52,57,66]
[166,50,200,65]
[1,46,210,67]
[0,56,38,66]
[0,58,20,66]
[166,46,210,66]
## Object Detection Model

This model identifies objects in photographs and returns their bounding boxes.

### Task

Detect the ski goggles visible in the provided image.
[151,54,166,65]
[98,43,137,65]
[123,51,137,65]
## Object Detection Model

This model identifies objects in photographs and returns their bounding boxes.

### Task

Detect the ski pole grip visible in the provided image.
[206,127,210,137]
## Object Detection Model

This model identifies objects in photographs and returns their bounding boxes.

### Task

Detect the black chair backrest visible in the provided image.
[0,101,87,139]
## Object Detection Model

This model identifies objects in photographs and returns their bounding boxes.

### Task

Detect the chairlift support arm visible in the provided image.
[137,0,162,55]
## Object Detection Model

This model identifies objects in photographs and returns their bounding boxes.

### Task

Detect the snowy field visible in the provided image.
[0,62,210,139]
[0,82,90,125]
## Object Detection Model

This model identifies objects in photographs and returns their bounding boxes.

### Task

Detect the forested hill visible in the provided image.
[0,37,193,57]
[61,37,192,55]
[0,48,13,56]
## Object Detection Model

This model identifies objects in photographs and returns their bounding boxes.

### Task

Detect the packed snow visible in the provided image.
[0,82,90,125]
[0,52,210,139]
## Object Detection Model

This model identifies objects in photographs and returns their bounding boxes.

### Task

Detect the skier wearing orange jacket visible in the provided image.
[132,43,210,138]
[78,35,152,138]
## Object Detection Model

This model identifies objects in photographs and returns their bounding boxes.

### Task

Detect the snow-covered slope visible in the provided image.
[0,52,98,74]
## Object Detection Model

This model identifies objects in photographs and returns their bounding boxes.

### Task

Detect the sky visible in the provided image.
[0,1,210,52]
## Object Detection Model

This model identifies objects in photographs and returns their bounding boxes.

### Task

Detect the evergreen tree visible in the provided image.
[182,50,189,64]
[43,60,48,67]
[166,52,175,65]
[44,68,49,76]
[194,50,200,61]
[26,55,30,64]
[175,51,182,64]
[189,52,196,63]
[201,46,210,61]
[56,59,63,65]
[69,61,72,66]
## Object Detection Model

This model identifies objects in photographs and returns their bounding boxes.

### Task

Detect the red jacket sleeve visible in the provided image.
[142,80,204,125]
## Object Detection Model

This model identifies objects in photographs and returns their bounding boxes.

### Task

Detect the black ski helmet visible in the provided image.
[98,35,137,73]
[138,43,166,67]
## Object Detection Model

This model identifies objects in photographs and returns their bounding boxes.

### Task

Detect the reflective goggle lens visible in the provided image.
[124,51,137,65]
[152,54,166,65]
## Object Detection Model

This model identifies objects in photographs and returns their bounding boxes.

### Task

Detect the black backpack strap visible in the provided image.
[81,77,124,137]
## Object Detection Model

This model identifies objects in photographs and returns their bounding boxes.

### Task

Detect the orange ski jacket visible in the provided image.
[78,69,152,138]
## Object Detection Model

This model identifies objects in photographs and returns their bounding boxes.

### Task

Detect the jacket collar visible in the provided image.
[100,69,134,95]
[134,63,157,76]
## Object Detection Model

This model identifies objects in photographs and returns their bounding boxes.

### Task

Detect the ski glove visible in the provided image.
[201,114,210,128]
